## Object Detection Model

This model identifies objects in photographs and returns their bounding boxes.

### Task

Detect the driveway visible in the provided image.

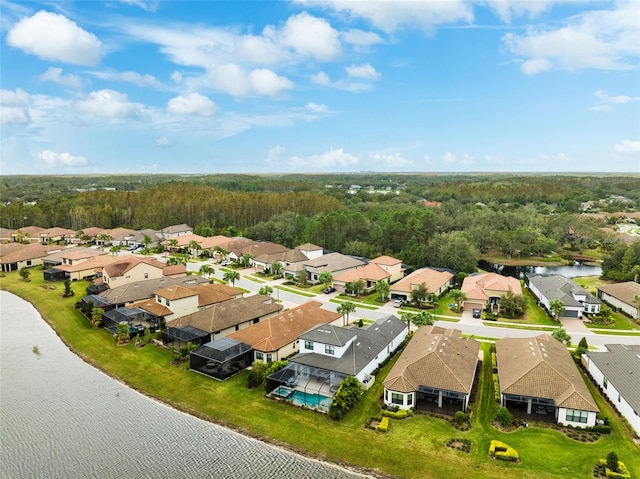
[558,318,591,336]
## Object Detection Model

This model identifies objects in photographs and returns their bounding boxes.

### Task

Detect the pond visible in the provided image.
[478,260,602,279]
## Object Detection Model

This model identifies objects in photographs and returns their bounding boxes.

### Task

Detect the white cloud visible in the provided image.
[266,145,285,164]
[38,150,88,167]
[614,139,640,153]
[75,89,139,119]
[341,29,384,52]
[311,71,331,85]
[276,12,341,61]
[345,63,381,80]
[289,147,359,170]
[485,0,572,23]
[167,92,217,115]
[297,0,473,33]
[118,0,159,12]
[7,10,101,66]
[205,64,294,97]
[92,70,163,89]
[442,152,457,163]
[502,2,640,74]
[0,88,30,124]
[171,71,183,83]
[306,102,329,113]
[38,67,83,89]
[369,152,414,168]
[155,136,170,147]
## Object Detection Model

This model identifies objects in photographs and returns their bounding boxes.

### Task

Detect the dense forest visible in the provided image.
[2,174,639,277]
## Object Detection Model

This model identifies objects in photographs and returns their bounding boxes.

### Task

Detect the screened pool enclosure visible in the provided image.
[190,338,253,381]
[265,363,347,413]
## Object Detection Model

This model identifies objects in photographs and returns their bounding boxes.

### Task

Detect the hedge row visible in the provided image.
[492,374,500,402]
[382,408,413,419]
[377,417,389,432]
[491,352,497,372]
[489,440,519,462]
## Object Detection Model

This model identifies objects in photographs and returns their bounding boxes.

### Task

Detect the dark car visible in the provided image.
[472,309,481,318]
[323,287,336,294]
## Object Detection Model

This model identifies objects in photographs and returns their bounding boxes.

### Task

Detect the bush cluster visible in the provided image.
[381,408,413,419]
[489,440,519,462]
[445,438,473,453]
[376,417,389,432]
[594,459,631,479]
[492,374,501,402]
[491,352,497,372]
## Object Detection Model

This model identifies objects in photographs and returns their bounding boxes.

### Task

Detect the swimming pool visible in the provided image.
[289,390,333,410]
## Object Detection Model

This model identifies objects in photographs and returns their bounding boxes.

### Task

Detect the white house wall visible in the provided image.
[586,357,640,437]
[557,407,597,428]
[599,292,639,319]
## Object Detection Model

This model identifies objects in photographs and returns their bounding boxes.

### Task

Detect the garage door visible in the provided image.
[562,309,580,318]
[464,302,484,311]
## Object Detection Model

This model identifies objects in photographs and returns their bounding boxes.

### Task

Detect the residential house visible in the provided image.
[167,294,283,341]
[95,228,135,246]
[369,255,404,283]
[265,315,407,412]
[0,242,55,272]
[496,334,598,427]
[390,267,454,303]
[75,227,106,244]
[230,240,290,265]
[11,226,46,243]
[461,272,522,312]
[162,233,206,254]
[527,274,601,319]
[251,248,308,274]
[98,256,186,287]
[295,243,323,261]
[81,276,210,312]
[158,223,193,239]
[597,282,640,319]
[151,283,242,322]
[228,301,342,363]
[0,228,14,243]
[124,229,162,249]
[39,227,77,244]
[383,325,480,413]
[283,252,365,284]
[332,262,391,294]
[43,248,110,281]
[583,344,640,437]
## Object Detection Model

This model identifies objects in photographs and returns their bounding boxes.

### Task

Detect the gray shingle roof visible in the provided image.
[528,274,600,307]
[587,344,640,413]
[99,276,209,305]
[290,315,406,376]
[299,324,358,346]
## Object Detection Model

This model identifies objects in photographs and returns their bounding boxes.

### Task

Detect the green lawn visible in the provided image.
[584,311,640,331]
[1,271,638,479]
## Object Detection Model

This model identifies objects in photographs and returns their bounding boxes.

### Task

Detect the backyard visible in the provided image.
[1,271,638,479]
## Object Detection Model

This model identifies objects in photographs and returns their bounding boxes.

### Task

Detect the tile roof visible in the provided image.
[303,252,365,273]
[295,243,323,252]
[333,262,390,283]
[228,300,341,352]
[102,256,165,278]
[160,224,192,234]
[383,326,480,394]
[370,255,402,266]
[597,282,640,307]
[167,294,283,333]
[496,334,597,412]
[461,272,522,301]
[391,267,454,294]
[0,242,53,264]
[98,276,210,305]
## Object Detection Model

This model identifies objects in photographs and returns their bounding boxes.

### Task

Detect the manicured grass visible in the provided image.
[275,285,316,297]
[2,271,638,479]
[482,322,557,332]
[584,312,640,331]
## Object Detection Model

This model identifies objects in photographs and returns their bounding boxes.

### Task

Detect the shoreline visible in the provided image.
[0,288,390,479]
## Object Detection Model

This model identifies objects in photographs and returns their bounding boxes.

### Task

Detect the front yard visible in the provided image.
[1,271,638,479]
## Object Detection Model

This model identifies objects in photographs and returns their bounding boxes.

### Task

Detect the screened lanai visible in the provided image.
[265,363,347,413]
[102,307,158,334]
[190,338,253,381]
[162,326,210,349]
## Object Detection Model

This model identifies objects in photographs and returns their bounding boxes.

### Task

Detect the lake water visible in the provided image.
[478,260,602,279]
[0,291,371,479]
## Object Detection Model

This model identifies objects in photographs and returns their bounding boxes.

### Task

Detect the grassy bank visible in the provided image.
[1,271,638,479]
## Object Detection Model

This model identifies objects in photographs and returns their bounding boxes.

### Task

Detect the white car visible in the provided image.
[393,299,403,308]
[220,260,232,266]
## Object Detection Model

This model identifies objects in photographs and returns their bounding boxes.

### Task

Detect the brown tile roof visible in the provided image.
[154,283,240,306]
[391,267,453,294]
[228,301,340,352]
[496,334,597,412]
[12,226,46,238]
[161,264,187,276]
[99,276,210,305]
[461,272,522,302]
[253,248,309,265]
[100,228,135,240]
[370,255,402,266]
[199,235,231,250]
[160,224,192,234]
[295,243,322,252]
[334,262,390,283]
[0,242,52,264]
[78,227,106,238]
[129,299,173,317]
[167,294,283,333]
[60,249,107,261]
[54,254,121,273]
[41,227,76,238]
[597,281,640,307]
[101,256,165,277]
[162,233,205,247]
[237,241,290,257]
[383,326,480,394]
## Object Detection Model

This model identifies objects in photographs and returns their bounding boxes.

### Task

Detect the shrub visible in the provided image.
[606,452,619,473]
[454,410,467,425]
[494,406,513,427]
[591,425,612,434]
[599,459,631,479]
[489,440,519,462]
[382,408,412,419]
[376,417,389,432]
[492,374,501,401]
[491,352,497,372]
[328,376,363,420]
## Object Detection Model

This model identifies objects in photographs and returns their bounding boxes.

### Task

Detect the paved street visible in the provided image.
[182,257,640,349]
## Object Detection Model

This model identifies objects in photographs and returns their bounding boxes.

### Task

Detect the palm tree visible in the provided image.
[259,285,273,296]
[272,262,283,278]
[109,244,120,256]
[142,234,152,254]
[375,280,390,302]
[189,240,202,258]
[336,301,356,326]
[199,264,215,279]
[214,246,229,263]
[448,289,467,312]
[223,270,240,286]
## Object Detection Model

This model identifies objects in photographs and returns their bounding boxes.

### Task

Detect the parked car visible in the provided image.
[323,287,336,294]
[472,309,481,318]
[393,299,404,308]
[220,260,232,266]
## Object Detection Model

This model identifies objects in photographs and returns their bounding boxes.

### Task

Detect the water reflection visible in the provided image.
[478,260,602,279]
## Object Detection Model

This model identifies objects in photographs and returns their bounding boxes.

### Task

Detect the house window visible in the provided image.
[256,352,264,360]
[144,273,148,279]
[603,377,608,389]
[391,393,404,405]
[385,390,388,402]
[407,394,413,406]
[565,409,588,423]
[166,300,170,306]
[266,354,272,363]
[304,340,314,351]
[325,345,335,355]
[26,260,32,266]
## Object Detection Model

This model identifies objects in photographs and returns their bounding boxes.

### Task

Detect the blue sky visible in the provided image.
[1,0,638,175]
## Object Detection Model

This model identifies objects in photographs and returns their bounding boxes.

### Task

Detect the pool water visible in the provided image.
[289,390,332,409]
